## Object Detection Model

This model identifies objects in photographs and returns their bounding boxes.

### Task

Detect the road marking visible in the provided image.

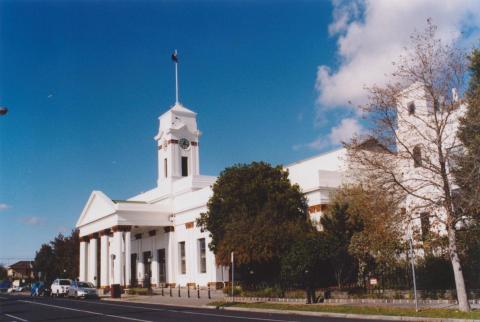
[19,300,153,322]
[5,313,28,322]
[173,309,301,322]
[48,299,299,322]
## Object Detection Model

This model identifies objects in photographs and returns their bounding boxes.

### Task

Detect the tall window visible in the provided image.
[420,212,430,240]
[408,101,416,115]
[198,238,207,273]
[164,158,168,178]
[179,241,186,274]
[413,145,422,168]
[181,157,188,177]
[433,98,440,112]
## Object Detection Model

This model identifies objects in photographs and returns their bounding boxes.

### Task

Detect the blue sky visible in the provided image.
[1,0,479,261]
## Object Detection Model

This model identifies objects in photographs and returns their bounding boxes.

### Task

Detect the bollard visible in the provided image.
[187,285,190,298]
[197,284,200,299]
[161,284,164,296]
[208,285,211,299]
[178,284,181,297]
[170,285,172,297]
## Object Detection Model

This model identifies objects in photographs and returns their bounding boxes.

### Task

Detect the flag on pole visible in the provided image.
[171,50,178,63]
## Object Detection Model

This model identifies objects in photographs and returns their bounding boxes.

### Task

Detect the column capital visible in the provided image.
[89,232,99,239]
[100,229,111,236]
[163,226,175,233]
[112,225,132,232]
[80,236,90,242]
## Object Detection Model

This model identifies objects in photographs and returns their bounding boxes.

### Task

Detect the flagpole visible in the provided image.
[174,49,179,104]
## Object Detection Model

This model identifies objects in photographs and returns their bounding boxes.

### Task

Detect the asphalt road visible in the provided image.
[0,294,391,322]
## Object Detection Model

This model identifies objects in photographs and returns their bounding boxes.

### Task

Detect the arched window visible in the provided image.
[408,101,416,115]
[413,145,422,167]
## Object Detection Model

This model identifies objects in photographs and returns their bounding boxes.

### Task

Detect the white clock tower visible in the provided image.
[154,102,201,186]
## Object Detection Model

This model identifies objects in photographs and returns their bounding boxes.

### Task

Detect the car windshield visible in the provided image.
[77,282,94,288]
[59,280,71,285]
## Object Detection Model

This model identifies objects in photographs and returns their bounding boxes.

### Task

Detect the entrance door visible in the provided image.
[143,251,152,284]
[130,253,137,287]
[158,249,166,284]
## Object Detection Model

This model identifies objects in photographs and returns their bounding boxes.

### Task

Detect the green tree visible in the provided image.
[33,229,79,282]
[322,185,405,289]
[34,244,56,283]
[454,49,480,219]
[321,200,362,288]
[280,232,331,303]
[197,162,311,284]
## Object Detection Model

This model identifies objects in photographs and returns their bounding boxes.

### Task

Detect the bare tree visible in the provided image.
[346,20,471,311]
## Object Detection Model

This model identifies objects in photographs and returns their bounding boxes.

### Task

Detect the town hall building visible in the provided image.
[76,64,463,289]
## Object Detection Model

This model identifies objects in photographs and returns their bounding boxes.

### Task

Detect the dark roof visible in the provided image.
[8,261,33,270]
[355,137,394,154]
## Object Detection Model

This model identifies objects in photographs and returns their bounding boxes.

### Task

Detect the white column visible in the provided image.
[79,240,88,281]
[151,236,159,286]
[100,234,109,288]
[125,231,131,287]
[137,251,145,285]
[88,237,98,286]
[112,231,123,285]
[166,228,175,285]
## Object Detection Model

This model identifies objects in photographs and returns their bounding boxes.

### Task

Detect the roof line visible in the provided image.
[284,147,344,168]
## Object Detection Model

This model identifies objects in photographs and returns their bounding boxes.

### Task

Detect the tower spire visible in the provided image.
[171,50,179,104]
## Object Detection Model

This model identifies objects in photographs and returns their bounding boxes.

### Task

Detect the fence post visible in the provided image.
[169,285,172,297]
[188,285,190,298]
[178,284,181,297]
[161,284,164,296]
[197,284,200,299]
[208,285,211,299]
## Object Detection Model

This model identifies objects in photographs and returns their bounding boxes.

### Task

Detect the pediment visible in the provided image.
[76,191,117,228]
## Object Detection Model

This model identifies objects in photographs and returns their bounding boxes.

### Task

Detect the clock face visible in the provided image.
[179,138,190,150]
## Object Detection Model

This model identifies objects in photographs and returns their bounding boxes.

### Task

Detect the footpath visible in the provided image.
[102,289,480,322]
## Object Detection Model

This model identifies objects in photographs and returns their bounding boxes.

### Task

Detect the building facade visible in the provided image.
[76,82,464,288]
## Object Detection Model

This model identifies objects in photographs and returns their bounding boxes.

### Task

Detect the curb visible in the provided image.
[215,306,480,322]
[102,297,479,322]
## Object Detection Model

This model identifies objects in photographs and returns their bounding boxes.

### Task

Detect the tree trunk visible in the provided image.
[448,226,470,312]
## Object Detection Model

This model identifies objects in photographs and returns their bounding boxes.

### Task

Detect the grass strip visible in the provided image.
[208,301,480,320]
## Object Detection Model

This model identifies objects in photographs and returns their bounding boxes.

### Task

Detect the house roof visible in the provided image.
[8,261,33,270]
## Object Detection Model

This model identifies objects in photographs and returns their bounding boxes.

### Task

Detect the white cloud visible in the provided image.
[316,0,480,109]
[328,118,363,145]
[0,203,10,211]
[21,216,45,226]
[294,117,363,151]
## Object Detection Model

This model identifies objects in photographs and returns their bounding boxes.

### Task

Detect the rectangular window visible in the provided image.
[164,158,168,178]
[181,157,188,177]
[420,212,430,240]
[198,238,207,273]
[179,241,186,274]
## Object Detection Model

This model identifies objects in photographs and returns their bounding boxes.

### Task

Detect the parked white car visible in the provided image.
[50,279,72,297]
